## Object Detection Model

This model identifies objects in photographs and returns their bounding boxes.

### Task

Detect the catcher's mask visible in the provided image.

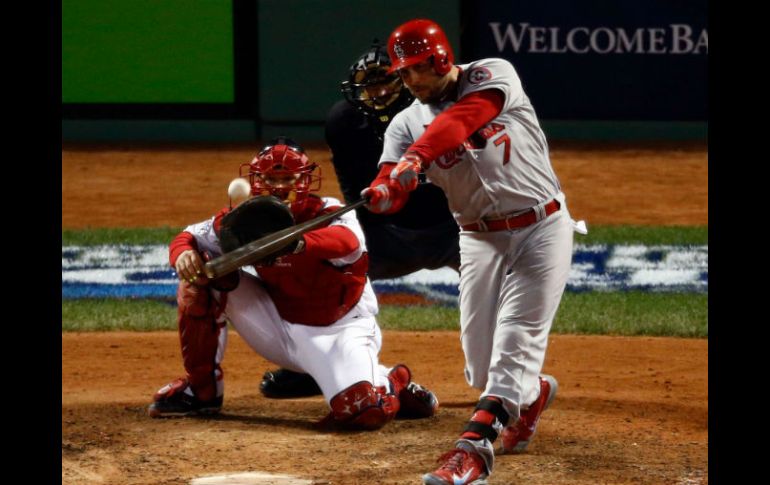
[340,41,413,132]
[386,19,455,76]
[241,137,321,211]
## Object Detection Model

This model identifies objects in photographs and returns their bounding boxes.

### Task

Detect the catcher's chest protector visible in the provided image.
[255,252,368,326]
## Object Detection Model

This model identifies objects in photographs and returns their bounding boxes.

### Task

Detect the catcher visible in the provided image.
[259,40,461,401]
[148,137,438,430]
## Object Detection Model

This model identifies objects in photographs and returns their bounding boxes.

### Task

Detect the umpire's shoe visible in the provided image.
[259,368,322,399]
[148,378,222,418]
[498,374,558,454]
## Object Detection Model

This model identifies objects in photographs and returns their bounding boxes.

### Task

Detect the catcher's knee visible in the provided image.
[177,280,216,318]
[177,279,228,320]
[329,381,399,430]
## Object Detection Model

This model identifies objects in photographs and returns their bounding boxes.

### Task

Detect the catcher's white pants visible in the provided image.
[458,193,574,419]
[213,274,390,404]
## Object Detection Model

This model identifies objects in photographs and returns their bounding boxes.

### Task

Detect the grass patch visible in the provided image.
[62,299,177,331]
[380,292,707,337]
[554,291,707,338]
[577,225,707,245]
[377,305,461,331]
[62,227,182,246]
[62,225,708,246]
[62,292,707,338]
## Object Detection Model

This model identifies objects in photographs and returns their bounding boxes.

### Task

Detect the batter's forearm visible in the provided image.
[408,89,504,164]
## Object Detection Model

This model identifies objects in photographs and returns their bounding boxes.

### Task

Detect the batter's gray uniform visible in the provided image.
[380,58,579,420]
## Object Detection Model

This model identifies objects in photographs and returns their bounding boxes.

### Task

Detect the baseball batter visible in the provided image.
[363,19,583,484]
[147,137,438,430]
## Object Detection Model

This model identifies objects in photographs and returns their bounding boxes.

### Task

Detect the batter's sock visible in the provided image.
[460,396,510,442]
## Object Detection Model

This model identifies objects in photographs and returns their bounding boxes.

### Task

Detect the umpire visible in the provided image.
[259,41,461,398]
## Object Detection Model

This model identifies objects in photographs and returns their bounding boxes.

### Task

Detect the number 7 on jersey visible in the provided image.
[494,133,511,165]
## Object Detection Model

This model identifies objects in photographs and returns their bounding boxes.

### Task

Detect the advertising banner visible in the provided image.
[462,1,707,120]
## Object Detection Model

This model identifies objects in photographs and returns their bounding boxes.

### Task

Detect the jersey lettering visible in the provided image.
[434,145,467,169]
[493,133,511,165]
[479,122,506,140]
[465,122,506,150]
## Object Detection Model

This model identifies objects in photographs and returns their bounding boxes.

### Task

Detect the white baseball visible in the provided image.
[228,178,251,206]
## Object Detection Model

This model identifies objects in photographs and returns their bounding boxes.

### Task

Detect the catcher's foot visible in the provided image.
[148,377,223,418]
[259,368,322,399]
[388,364,439,419]
[498,374,558,454]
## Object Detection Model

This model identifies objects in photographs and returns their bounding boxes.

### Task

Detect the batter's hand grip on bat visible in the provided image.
[203,198,368,279]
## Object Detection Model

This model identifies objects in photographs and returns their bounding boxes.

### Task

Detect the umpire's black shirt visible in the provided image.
[324,99,455,230]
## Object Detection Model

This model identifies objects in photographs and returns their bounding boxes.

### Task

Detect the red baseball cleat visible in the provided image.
[498,374,558,454]
[422,447,489,485]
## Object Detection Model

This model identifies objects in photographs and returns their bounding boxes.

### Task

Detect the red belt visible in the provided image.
[461,199,561,232]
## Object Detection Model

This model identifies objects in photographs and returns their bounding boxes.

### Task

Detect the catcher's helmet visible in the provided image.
[386,19,454,76]
[340,41,413,130]
[241,137,321,211]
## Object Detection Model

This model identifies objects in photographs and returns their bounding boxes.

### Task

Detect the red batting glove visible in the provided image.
[361,183,393,213]
[390,152,423,192]
[361,179,409,214]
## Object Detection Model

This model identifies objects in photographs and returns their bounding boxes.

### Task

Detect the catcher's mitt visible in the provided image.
[218,195,297,258]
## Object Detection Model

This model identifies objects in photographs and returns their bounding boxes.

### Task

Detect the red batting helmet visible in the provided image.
[241,137,321,210]
[386,19,454,76]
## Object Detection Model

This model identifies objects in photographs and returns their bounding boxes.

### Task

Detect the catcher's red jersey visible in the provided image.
[172,195,372,326]
[254,246,368,326]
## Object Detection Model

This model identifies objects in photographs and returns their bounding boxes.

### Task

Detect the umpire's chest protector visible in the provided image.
[254,252,369,326]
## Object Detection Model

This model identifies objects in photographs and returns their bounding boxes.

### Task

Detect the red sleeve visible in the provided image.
[374,162,396,182]
[169,231,198,267]
[302,225,360,260]
[407,89,504,164]
[212,207,230,234]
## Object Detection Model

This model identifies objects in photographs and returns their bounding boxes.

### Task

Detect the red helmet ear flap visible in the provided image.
[433,51,452,76]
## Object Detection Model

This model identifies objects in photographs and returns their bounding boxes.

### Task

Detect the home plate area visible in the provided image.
[191,471,327,485]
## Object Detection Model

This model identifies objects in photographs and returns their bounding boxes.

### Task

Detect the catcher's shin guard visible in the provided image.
[177,280,226,402]
[328,381,400,430]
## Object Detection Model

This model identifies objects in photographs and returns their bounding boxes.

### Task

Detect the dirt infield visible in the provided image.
[62,141,707,229]
[62,141,708,484]
[62,332,707,485]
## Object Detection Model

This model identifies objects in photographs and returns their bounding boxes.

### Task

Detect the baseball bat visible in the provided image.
[203,198,369,279]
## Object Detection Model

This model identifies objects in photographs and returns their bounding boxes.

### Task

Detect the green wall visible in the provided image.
[60,1,705,142]
[257,0,459,124]
[62,0,234,103]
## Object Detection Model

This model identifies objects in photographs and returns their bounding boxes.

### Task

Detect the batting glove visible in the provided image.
[361,180,409,214]
[361,184,393,213]
[390,152,423,192]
